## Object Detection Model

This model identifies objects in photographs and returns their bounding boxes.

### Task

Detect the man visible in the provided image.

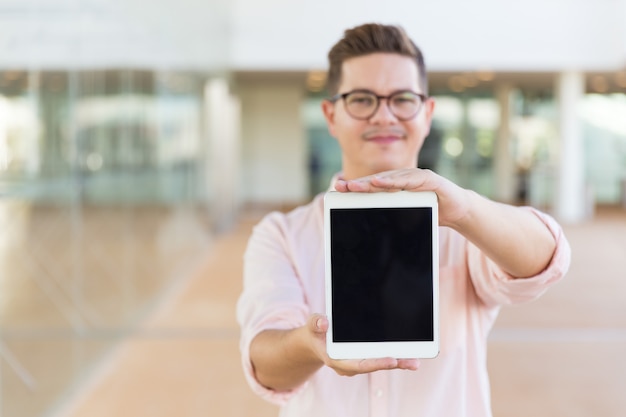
[237,23,571,417]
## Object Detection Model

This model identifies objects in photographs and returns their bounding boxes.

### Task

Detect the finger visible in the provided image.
[335,177,384,193]
[333,179,349,192]
[396,359,420,371]
[338,170,420,192]
[336,169,434,193]
[345,180,376,192]
[357,358,399,372]
[370,170,430,191]
[308,314,328,334]
[331,357,398,376]
[335,179,383,192]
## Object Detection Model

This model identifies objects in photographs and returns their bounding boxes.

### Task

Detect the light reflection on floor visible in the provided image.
[0,201,212,417]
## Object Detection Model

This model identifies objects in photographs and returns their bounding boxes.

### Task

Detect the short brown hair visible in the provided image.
[326,23,427,96]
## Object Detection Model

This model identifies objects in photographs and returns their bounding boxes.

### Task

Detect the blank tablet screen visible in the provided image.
[330,207,434,343]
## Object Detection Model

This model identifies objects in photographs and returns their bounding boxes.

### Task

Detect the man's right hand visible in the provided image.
[250,314,420,392]
[306,314,421,377]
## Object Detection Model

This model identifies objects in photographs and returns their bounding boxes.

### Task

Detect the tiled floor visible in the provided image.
[2,205,626,417]
[0,202,214,417]
[488,207,626,417]
[48,214,279,417]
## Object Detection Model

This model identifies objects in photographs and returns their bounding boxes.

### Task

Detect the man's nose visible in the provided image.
[369,99,398,124]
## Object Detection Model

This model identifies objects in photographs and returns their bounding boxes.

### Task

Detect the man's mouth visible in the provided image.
[364,135,403,145]
[362,129,405,145]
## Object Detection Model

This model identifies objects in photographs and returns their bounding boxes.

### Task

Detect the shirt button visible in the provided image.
[376,389,383,398]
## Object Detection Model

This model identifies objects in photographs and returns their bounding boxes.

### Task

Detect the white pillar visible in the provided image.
[238,79,307,206]
[494,83,516,204]
[205,77,241,232]
[555,71,587,223]
[26,71,41,176]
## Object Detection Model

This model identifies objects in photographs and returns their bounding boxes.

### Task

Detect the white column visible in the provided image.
[494,83,516,204]
[555,71,587,223]
[205,77,241,232]
[238,79,307,206]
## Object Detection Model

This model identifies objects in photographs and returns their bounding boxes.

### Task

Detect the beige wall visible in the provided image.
[238,79,308,206]
[3,0,626,71]
[231,0,626,71]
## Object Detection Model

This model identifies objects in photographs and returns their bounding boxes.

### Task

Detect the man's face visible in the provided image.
[322,53,435,180]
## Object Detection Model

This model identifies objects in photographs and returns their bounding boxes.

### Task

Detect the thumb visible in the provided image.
[308,314,329,334]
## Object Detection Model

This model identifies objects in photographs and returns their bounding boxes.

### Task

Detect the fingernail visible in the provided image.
[316,318,322,329]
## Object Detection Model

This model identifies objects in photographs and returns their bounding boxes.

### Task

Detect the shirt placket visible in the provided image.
[369,371,389,417]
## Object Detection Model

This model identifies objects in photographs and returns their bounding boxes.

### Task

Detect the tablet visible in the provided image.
[324,191,439,360]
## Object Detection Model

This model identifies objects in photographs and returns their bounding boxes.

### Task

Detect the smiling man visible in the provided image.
[323,52,432,178]
[237,23,571,417]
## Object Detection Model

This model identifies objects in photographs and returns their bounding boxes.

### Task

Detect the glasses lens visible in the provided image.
[345,92,378,119]
[390,92,422,120]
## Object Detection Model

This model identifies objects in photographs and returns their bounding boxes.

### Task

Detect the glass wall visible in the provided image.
[428,94,500,198]
[0,69,212,417]
[302,96,341,195]
[581,94,626,205]
[303,84,626,208]
[510,90,558,208]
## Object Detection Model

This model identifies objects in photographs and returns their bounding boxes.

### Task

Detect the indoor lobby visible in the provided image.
[2,1,626,416]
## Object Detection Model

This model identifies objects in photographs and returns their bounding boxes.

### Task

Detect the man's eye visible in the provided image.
[349,96,375,105]
[393,95,417,104]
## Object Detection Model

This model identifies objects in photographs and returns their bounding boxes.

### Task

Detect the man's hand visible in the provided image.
[334,167,557,279]
[250,314,420,392]
[306,314,420,377]
[334,168,470,229]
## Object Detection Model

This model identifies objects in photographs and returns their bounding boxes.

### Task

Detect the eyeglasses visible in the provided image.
[329,89,428,121]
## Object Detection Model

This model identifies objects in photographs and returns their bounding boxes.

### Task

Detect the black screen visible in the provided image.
[330,207,433,342]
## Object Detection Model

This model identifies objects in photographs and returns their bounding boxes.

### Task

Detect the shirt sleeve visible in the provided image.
[467,207,572,307]
[236,212,310,405]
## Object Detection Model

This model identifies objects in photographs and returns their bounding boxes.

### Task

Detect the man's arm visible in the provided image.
[250,314,419,392]
[335,168,556,279]
[446,190,555,278]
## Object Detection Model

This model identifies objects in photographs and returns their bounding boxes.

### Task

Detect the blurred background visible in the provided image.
[1,0,625,416]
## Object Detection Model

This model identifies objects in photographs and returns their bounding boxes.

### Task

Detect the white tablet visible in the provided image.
[324,191,439,360]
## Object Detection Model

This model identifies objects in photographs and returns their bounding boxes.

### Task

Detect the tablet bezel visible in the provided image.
[323,190,439,360]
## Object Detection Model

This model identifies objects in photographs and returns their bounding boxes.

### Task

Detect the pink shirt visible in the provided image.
[237,191,571,417]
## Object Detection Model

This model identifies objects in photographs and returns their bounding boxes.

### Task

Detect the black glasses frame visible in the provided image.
[329,89,429,121]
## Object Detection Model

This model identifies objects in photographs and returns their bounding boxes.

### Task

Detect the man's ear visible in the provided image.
[422,97,436,136]
[425,97,436,118]
[321,99,337,138]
